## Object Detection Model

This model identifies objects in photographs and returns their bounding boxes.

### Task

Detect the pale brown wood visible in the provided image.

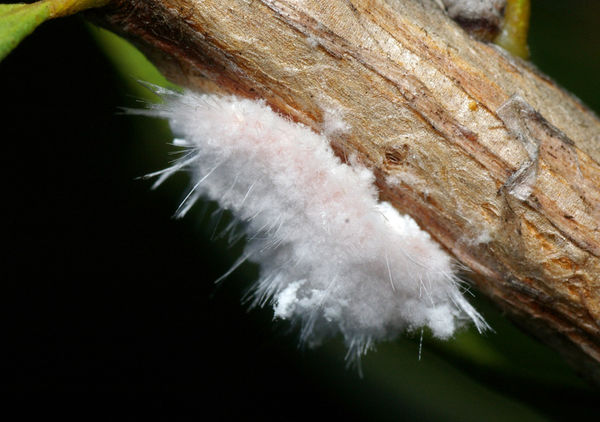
[94,0,600,381]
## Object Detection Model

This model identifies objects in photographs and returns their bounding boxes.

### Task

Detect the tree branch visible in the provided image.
[93,0,600,382]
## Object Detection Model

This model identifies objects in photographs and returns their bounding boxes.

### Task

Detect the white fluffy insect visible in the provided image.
[144,88,487,362]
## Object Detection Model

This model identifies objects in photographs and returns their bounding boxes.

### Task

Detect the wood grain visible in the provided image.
[94,0,600,382]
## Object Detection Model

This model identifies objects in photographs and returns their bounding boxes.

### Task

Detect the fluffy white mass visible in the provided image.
[146,88,486,361]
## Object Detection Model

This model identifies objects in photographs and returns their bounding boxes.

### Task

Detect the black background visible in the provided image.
[1,1,599,419]
[1,13,382,420]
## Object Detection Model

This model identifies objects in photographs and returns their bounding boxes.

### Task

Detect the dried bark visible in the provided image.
[93,0,600,382]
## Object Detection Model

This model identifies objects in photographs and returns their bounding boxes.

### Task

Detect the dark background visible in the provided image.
[1,0,599,419]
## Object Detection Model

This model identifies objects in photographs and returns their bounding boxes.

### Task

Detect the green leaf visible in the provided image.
[87,24,179,98]
[0,2,51,61]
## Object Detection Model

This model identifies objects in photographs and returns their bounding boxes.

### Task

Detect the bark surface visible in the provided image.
[94,0,600,382]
